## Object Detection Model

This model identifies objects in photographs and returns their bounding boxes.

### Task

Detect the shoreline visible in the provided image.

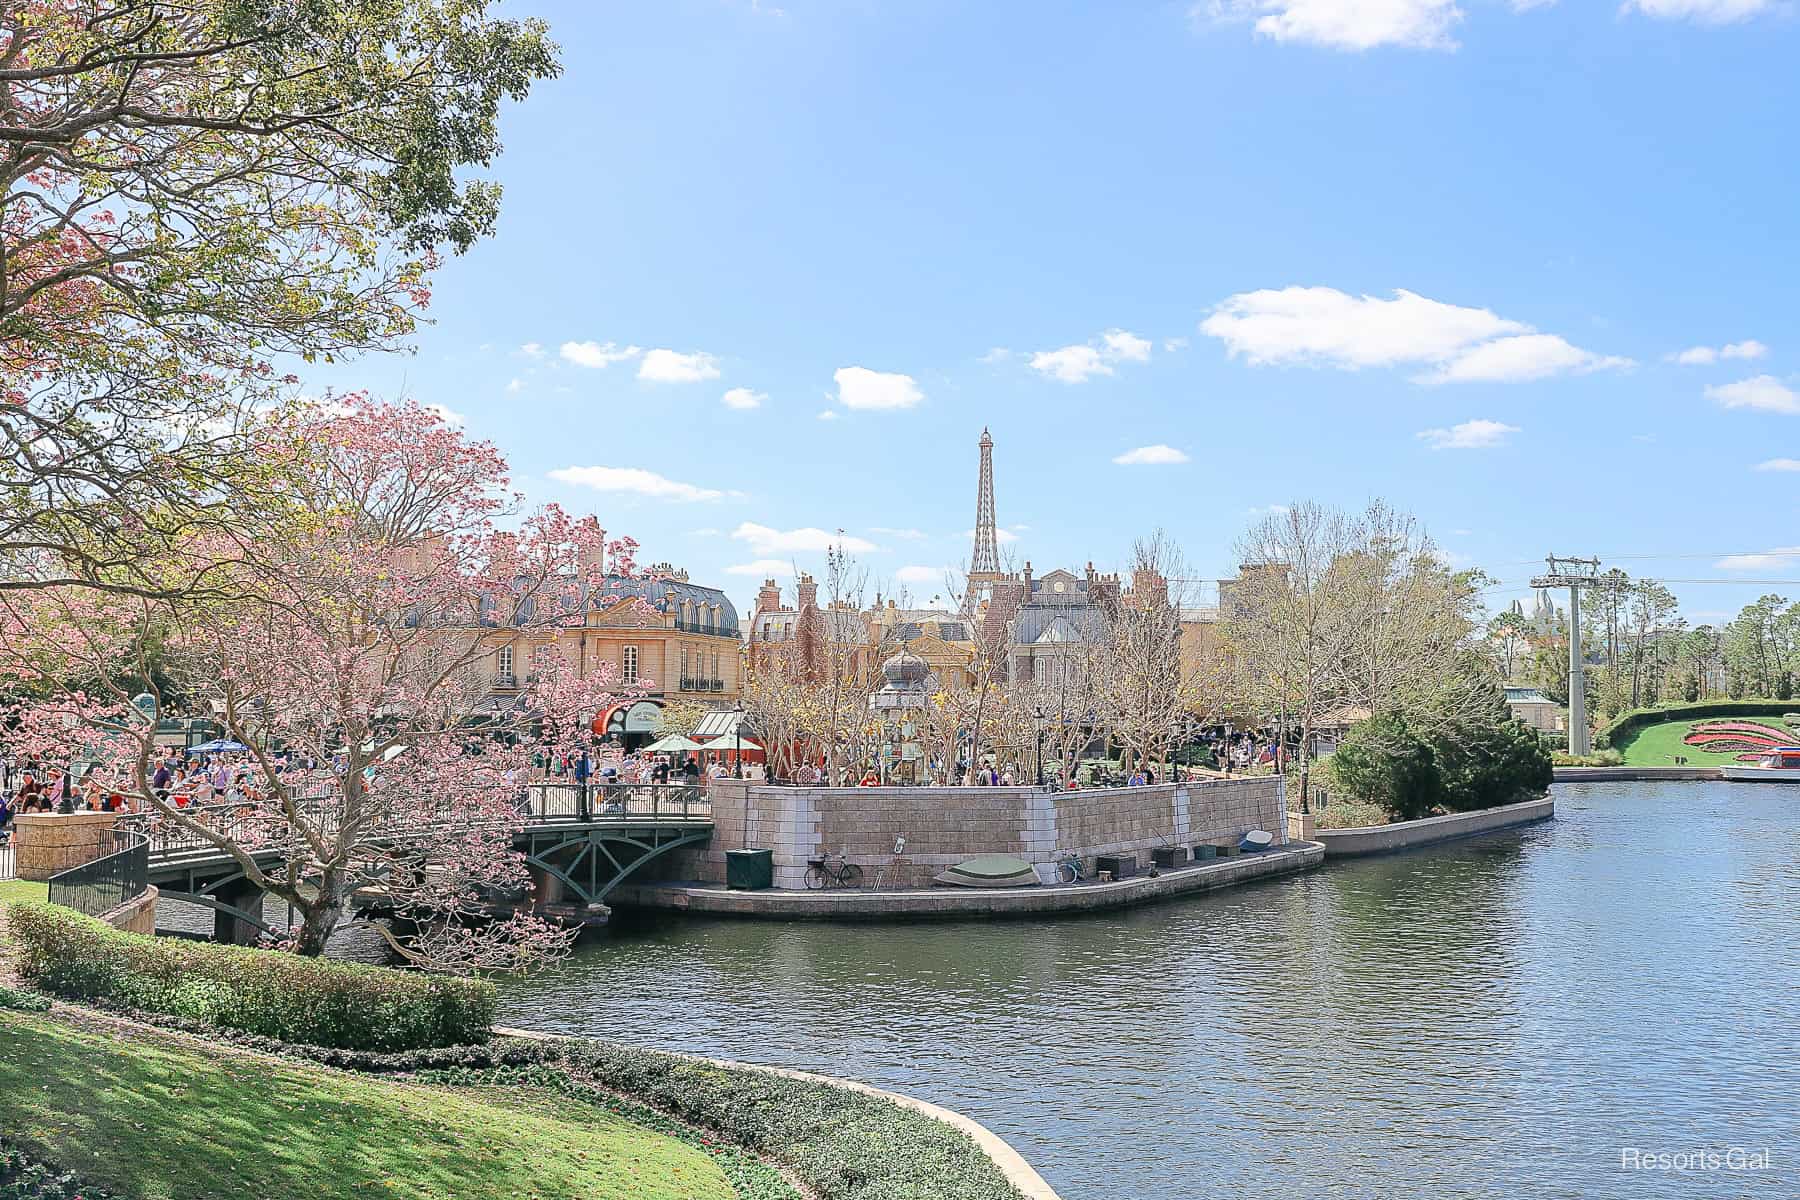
[610,839,1323,920]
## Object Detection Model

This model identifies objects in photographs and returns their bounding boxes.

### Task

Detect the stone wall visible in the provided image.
[1314,795,1553,857]
[101,885,158,935]
[660,776,1287,889]
[12,812,118,881]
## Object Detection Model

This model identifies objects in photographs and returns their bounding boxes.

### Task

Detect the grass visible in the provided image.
[0,880,46,905]
[1615,714,1800,766]
[0,1008,736,1200]
[1313,799,1392,830]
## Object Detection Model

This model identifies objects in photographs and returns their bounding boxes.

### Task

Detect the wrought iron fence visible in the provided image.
[47,827,148,918]
[522,781,709,822]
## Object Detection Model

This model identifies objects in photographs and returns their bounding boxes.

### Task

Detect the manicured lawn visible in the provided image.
[0,1009,735,1200]
[1615,714,1800,766]
[0,880,47,905]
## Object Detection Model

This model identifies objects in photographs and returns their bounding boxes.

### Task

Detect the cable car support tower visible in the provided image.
[1530,555,1602,756]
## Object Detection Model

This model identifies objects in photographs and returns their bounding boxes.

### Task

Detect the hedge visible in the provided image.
[3,901,493,1051]
[83,1011,1024,1200]
[1596,700,1800,750]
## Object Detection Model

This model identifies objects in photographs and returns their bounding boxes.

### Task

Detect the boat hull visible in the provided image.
[1719,766,1800,782]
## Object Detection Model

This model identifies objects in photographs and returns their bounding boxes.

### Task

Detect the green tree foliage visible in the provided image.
[3,1,560,593]
[1329,712,1442,821]
[1416,681,1553,813]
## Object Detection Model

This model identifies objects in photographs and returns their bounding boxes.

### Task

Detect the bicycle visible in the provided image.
[1053,851,1084,884]
[804,852,864,890]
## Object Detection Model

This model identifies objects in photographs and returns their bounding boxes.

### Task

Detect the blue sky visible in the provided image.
[306,0,1800,625]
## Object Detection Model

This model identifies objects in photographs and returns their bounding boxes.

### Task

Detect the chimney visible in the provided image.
[796,572,818,610]
[1022,560,1033,587]
[756,579,782,614]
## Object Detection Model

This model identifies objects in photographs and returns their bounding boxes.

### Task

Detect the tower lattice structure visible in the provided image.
[970,428,1000,577]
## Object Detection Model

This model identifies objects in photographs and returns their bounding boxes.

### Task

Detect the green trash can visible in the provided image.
[726,848,774,891]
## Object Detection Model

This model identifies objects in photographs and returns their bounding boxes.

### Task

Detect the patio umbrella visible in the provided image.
[642,734,705,754]
[189,739,249,753]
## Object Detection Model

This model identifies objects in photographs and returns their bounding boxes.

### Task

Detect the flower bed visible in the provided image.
[5,900,493,1051]
[1680,720,1795,757]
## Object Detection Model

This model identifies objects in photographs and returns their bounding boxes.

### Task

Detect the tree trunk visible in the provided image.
[290,876,344,957]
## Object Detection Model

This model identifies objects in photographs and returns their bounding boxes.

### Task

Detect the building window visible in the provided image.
[680,644,690,684]
[496,645,513,683]
[622,645,638,684]
[711,651,720,684]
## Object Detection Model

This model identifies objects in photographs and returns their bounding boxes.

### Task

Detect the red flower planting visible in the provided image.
[1682,721,1794,755]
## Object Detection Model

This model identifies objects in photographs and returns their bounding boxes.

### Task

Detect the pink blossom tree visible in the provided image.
[1,397,642,970]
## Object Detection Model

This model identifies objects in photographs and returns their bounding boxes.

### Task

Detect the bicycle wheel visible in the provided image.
[839,863,864,889]
[803,865,827,890]
[1057,862,1078,884]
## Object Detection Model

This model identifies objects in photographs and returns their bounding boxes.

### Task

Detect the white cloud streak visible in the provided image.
[832,366,924,411]
[721,387,766,410]
[1715,546,1800,570]
[1416,418,1520,450]
[638,349,721,383]
[1113,444,1192,465]
[733,522,877,554]
[1205,0,1465,51]
[549,466,726,502]
[1201,286,1630,385]
[560,340,640,369]
[1030,328,1153,384]
[1752,458,1800,472]
[1674,340,1768,365]
[1708,375,1800,415]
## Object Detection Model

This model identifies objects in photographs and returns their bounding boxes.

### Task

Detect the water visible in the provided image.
[496,781,1799,1197]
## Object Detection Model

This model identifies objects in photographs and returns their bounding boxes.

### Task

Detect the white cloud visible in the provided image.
[422,403,467,428]
[1164,336,1190,352]
[519,342,545,359]
[817,409,839,421]
[1205,0,1465,51]
[1421,334,1632,384]
[1416,418,1520,450]
[1113,444,1192,465]
[1029,328,1152,384]
[725,559,794,577]
[894,565,948,585]
[1202,286,1628,385]
[1753,458,1800,472]
[560,340,641,369]
[505,378,524,393]
[1246,504,1291,517]
[1674,339,1768,365]
[733,522,877,555]
[870,527,929,541]
[964,528,1019,545]
[1626,0,1773,24]
[1101,329,1152,362]
[1203,287,1522,368]
[548,466,724,503]
[833,366,924,411]
[979,347,1012,364]
[1707,375,1800,415]
[721,387,765,410]
[688,527,723,537]
[638,349,720,383]
[1715,547,1800,570]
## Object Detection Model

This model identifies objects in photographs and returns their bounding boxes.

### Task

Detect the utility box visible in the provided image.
[1151,846,1188,869]
[725,848,774,891]
[1095,852,1138,880]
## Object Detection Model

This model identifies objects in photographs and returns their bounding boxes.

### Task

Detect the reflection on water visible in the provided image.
[496,782,1799,1197]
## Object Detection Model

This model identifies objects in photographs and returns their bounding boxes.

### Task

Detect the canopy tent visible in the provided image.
[692,708,751,740]
[642,734,706,755]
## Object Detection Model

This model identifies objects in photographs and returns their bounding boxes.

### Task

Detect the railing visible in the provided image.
[522,781,710,823]
[107,782,713,868]
[47,826,148,918]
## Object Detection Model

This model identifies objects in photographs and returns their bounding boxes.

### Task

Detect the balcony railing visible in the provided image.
[674,619,724,635]
[677,678,728,693]
[494,673,517,690]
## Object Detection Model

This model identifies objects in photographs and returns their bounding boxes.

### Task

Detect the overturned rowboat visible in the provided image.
[933,854,1041,888]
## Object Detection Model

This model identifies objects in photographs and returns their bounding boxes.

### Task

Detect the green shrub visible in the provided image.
[0,984,50,1013]
[1328,713,1442,821]
[3,901,494,1051]
[1423,692,1553,812]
